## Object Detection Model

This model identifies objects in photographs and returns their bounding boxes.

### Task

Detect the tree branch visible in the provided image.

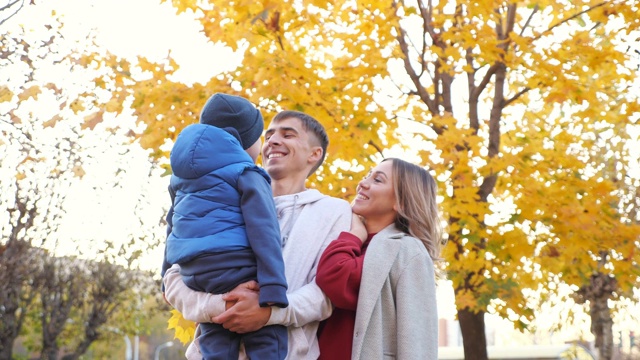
[466,44,480,132]
[367,140,384,157]
[504,3,517,40]
[533,1,608,41]
[396,24,437,114]
[520,4,539,36]
[0,0,24,27]
[503,86,531,107]
[471,63,500,100]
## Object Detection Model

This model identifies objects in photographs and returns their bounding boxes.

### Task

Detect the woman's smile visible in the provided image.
[351,160,397,234]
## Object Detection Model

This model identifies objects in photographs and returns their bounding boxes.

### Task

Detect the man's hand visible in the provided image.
[212,281,271,333]
[223,280,260,310]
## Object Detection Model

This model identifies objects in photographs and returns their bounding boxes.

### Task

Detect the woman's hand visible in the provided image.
[350,213,367,242]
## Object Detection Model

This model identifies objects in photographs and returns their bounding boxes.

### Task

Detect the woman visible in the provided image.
[316,158,445,360]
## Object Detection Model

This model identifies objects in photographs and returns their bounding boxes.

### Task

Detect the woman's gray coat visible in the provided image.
[351,225,438,360]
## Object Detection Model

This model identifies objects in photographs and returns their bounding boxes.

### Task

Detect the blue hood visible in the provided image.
[170,124,253,179]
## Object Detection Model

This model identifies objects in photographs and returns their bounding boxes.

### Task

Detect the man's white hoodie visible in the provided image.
[164,189,351,360]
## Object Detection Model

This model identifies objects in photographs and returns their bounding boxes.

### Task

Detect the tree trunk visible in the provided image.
[0,309,18,360]
[40,344,58,360]
[590,277,614,360]
[0,338,14,360]
[458,308,488,360]
[61,352,80,360]
[0,240,41,360]
[575,269,617,360]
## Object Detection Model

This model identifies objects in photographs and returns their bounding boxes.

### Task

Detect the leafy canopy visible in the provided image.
[82,0,640,344]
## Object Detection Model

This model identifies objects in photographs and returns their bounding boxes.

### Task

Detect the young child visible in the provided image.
[162,93,288,360]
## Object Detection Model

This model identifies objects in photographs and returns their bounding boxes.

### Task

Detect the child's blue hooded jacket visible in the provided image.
[163,123,287,307]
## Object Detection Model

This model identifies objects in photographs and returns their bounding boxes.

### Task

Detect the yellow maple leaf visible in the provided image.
[82,110,104,130]
[18,85,41,102]
[43,115,63,128]
[71,165,86,178]
[69,99,85,113]
[167,309,196,345]
[0,86,13,103]
[104,98,123,113]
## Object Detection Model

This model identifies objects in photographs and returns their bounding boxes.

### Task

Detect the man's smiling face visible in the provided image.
[262,117,317,180]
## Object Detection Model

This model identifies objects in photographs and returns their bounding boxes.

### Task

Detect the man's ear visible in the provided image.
[307,146,323,164]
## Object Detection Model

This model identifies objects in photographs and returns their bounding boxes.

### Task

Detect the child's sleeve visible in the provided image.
[237,169,288,308]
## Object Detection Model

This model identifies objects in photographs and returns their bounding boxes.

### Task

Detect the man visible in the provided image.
[163,110,352,359]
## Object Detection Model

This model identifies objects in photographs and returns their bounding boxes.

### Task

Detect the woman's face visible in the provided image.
[352,160,398,233]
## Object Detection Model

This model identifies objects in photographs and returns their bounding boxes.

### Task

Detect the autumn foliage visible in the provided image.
[43,0,640,358]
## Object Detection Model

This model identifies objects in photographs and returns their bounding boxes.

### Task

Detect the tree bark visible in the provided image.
[457,308,488,360]
[0,239,41,360]
[591,294,613,360]
[40,346,59,360]
[589,272,616,360]
[575,267,617,360]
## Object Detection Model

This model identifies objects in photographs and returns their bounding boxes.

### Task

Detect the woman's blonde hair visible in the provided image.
[385,158,446,280]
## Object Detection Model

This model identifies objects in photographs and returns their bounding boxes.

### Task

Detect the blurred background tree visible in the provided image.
[0,6,172,358]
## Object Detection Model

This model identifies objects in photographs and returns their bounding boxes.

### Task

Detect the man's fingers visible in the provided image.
[231,280,260,294]
[212,313,242,332]
[211,309,232,324]
[221,292,240,302]
[242,280,260,291]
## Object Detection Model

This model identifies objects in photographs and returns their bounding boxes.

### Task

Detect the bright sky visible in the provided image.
[5,0,233,267]
[54,0,239,84]
[6,0,639,351]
